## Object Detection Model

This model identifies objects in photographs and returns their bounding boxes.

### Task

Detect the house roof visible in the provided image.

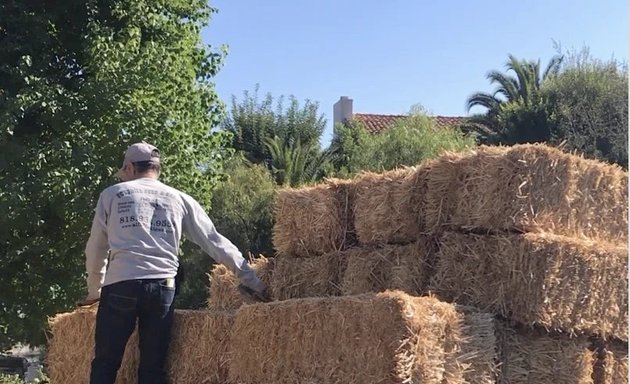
[352,113,466,134]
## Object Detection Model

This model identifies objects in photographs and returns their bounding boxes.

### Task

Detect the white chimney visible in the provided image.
[333,96,353,125]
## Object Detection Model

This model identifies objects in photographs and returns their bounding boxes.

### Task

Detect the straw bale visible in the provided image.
[431,231,628,341]
[341,239,432,296]
[423,145,507,231]
[423,144,628,242]
[600,343,628,384]
[229,291,497,384]
[443,307,499,384]
[271,251,345,300]
[570,156,628,244]
[353,167,424,245]
[165,310,235,383]
[496,322,595,384]
[207,256,274,310]
[273,178,355,257]
[47,307,234,384]
[496,144,627,242]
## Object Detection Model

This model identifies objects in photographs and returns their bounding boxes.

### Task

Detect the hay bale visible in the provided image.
[271,252,345,300]
[341,239,432,296]
[165,310,234,383]
[423,144,628,243]
[207,256,274,311]
[600,343,628,384]
[430,231,628,341]
[570,156,628,244]
[496,322,595,384]
[353,167,424,245]
[47,307,234,384]
[229,291,497,384]
[443,306,499,384]
[423,146,506,231]
[273,178,355,257]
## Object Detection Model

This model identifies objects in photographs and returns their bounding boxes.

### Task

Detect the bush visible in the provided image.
[545,49,628,166]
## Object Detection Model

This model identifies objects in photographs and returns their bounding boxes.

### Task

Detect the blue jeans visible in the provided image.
[90,279,176,384]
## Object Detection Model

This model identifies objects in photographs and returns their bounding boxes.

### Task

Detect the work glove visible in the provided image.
[238,284,272,303]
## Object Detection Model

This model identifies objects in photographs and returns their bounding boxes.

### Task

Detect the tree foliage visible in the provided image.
[329,108,476,176]
[466,49,628,166]
[0,0,228,348]
[210,155,276,258]
[545,50,628,166]
[222,86,329,185]
[466,54,563,144]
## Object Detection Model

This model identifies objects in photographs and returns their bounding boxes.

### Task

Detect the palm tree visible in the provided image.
[264,136,330,187]
[466,54,563,144]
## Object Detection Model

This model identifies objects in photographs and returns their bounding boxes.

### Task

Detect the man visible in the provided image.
[79,142,269,384]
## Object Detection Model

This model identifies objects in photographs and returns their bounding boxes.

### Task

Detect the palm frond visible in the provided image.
[505,55,535,102]
[466,92,501,112]
[487,70,520,101]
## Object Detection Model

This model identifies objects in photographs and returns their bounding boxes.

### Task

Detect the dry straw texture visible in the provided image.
[353,167,424,245]
[423,144,628,243]
[207,256,274,310]
[443,306,499,384]
[496,322,595,384]
[229,291,497,384]
[272,251,345,300]
[431,231,628,341]
[273,178,355,257]
[165,310,234,383]
[601,343,628,384]
[341,239,432,296]
[423,145,506,231]
[47,308,234,384]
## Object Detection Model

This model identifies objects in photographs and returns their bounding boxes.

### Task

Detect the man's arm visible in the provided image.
[84,193,110,301]
[181,196,266,294]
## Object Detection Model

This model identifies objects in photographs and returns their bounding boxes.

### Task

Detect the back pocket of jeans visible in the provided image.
[107,293,137,312]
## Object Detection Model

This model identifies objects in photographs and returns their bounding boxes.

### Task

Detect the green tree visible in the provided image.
[222,85,326,169]
[211,155,276,256]
[0,0,229,348]
[466,54,563,144]
[328,121,371,175]
[329,107,476,176]
[545,50,628,166]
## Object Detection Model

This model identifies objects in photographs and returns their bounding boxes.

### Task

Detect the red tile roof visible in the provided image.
[352,113,465,134]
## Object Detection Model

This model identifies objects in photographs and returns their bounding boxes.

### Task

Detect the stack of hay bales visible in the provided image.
[48,143,627,383]
[251,143,627,382]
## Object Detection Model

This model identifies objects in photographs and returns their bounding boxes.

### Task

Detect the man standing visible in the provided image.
[80,142,269,384]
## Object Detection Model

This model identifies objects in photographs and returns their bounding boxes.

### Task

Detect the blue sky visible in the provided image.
[202,1,627,145]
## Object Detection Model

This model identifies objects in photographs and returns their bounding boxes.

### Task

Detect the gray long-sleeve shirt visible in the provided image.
[85,177,265,299]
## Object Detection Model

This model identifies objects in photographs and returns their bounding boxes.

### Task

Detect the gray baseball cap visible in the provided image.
[114,142,160,178]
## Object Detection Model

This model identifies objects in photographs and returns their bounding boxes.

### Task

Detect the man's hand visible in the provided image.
[238,284,271,303]
[77,297,100,307]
